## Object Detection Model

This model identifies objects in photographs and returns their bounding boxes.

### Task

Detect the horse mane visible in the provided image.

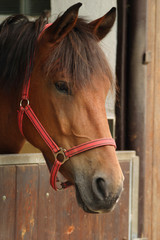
[0,14,113,92]
[0,14,47,91]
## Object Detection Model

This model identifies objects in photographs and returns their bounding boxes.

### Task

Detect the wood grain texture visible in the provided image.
[0,166,16,240]
[15,165,39,240]
[143,0,155,237]
[0,159,133,240]
[144,0,160,239]
[152,0,160,238]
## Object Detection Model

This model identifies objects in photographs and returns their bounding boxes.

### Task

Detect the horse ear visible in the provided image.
[89,7,116,41]
[45,3,82,43]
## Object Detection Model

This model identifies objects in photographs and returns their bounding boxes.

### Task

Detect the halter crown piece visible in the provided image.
[18,24,116,191]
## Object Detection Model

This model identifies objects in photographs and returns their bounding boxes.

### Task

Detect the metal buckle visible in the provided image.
[54,148,69,164]
[20,98,30,109]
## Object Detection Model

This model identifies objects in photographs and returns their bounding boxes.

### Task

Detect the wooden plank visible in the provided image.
[144,0,160,239]
[143,0,156,238]
[131,156,139,239]
[15,165,39,240]
[0,153,45,165]
[152,0,160,238]
[0,166,16,239]
[37,164,56,240]
[0,152,137,239]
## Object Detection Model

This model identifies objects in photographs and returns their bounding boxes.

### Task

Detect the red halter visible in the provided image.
[18,25,116,191]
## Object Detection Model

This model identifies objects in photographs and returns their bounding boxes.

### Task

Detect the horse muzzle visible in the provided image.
[75,174,123,213]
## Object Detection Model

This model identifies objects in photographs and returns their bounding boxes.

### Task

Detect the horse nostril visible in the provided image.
[92,177,109,200]
[96,178,108,198]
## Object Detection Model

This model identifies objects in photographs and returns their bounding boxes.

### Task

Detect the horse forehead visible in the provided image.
[76,87,107,109]
[81,77,109,97]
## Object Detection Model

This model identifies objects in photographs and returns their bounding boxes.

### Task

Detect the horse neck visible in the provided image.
[0,89,25,153]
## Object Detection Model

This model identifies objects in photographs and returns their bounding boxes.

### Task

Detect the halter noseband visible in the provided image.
[18,25,116,191]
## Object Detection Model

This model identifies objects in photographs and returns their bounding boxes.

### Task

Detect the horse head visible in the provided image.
[0,3,124,213]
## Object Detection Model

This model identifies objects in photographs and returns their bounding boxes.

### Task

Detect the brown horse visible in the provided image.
[0,3,124,213]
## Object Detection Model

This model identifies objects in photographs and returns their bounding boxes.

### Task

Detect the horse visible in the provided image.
[0,3,124,214]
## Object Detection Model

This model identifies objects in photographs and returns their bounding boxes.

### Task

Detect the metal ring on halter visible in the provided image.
[20,98,30,109]
[54,147,69,164]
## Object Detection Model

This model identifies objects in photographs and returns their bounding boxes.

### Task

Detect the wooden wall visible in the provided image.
[143,0,160,239]
[0,152,139,240]
[116,1,160,238]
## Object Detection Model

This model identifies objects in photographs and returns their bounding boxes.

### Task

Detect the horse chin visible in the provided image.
[75,184,98,214]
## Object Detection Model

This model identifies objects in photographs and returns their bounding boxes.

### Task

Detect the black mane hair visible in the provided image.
[0,14,47,91]
[0,14,113,92]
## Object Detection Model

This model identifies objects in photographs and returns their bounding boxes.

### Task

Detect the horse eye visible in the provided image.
[55,81,70,95]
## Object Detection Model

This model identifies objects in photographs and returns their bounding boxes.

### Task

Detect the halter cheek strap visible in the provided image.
[18,77,116,191]
[17,25,117,191]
